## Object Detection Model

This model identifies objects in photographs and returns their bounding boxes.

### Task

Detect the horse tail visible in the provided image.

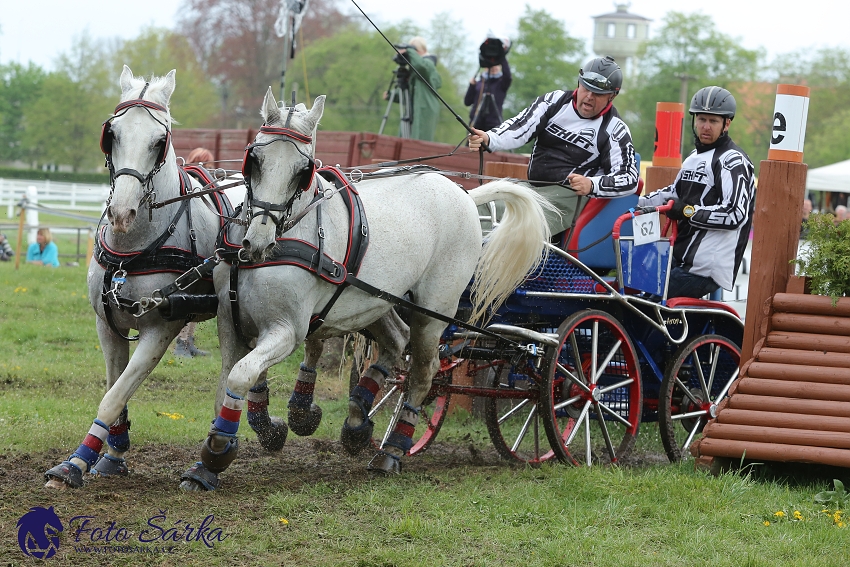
[467,179,559,324]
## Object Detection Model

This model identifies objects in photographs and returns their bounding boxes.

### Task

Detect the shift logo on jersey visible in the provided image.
[610,121,627,142]
[723,151,744,170]
[545,124,595,150]
[681,161,708,183]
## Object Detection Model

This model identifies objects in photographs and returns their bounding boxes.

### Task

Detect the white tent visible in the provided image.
[806,159,850,193]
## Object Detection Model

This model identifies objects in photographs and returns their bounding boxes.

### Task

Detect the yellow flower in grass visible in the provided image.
[156,411,184,420]
[763,521,770,526]
[279,518,289,526]
[793,510,804,521]
[774,511,786,518]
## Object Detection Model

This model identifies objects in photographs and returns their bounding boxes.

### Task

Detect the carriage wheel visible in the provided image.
[367,360,453,456]
[659,334,740,462]
[541,310,642,466]
[482,362,556,465]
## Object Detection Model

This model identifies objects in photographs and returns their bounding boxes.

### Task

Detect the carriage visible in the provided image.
[362,191,744,467]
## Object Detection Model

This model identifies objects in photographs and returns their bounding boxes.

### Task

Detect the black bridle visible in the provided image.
[100,83,172,211]
[241,124,318,237]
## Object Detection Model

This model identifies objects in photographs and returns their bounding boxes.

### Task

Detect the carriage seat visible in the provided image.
[666,297,740,318]
[559,181,641,271]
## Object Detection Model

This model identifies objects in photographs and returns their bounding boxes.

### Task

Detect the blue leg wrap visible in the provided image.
[106,405,131,453]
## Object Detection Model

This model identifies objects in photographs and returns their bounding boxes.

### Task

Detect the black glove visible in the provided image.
[666,199,694,221]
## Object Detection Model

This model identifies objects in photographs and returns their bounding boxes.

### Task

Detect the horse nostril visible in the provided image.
[106,206,115,222]
[263,242,275,256]
[241,239,252,251]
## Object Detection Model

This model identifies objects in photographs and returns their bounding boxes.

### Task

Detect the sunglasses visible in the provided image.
[580,71,615,93]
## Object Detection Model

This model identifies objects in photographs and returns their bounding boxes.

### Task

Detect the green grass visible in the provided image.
[1,263,849,566]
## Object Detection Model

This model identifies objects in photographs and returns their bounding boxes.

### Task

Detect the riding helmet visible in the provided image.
[578,56,623,95]
[689,86,736,119]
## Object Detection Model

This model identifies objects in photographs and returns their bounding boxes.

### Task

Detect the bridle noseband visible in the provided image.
[241,124,318,237]
[100,83,172,210]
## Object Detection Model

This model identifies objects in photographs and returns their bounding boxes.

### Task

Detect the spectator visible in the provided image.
[800,198,813,239]
[467,55,639,237]
[395,37,442,141]
[26,228,60,267]
[465,37,512,131]
[639,86,756,299]
[0,233,14,261]
[834,204,847,224]
[173,147,215,358]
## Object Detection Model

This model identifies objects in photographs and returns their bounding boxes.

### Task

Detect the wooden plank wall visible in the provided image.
[172,129,529,189]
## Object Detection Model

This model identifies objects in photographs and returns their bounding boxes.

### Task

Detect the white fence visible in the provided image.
[1,178,108,220]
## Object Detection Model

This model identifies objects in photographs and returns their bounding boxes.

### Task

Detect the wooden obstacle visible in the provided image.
[692,290,850,469]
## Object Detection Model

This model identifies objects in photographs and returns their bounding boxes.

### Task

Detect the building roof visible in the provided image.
[593,4,652,22]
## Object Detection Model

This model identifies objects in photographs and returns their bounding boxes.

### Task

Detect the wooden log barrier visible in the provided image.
[728,393,850,417]
[697,438,850,468]
[765,331,850,354]
[772,293,850,317]
[717,408,850,433]
[770,312,850,336]
[737,378,850,402]
[756,347,850,368]
[746,362,850,385]
[703,422,850,450]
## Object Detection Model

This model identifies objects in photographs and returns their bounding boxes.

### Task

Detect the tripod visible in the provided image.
[470,73,503,130]
[378,66,413,138]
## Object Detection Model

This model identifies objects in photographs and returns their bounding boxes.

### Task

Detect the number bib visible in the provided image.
[632,211,661,246]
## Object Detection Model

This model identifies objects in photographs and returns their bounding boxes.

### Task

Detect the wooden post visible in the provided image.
[483,162,527,180]
[644,102,683,194]
[14,200,25,270]
[740,84,810,362]
[85,227,95,268]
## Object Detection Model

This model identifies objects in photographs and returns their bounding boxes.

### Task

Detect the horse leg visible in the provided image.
[341,310,409,455]
[286,337,324,436]
[181,326,298,491]
[45,317,181,488]
[367,312,442,475]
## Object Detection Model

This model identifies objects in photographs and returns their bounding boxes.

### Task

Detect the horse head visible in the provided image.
[241,88,325,262]
[103,65,176,234]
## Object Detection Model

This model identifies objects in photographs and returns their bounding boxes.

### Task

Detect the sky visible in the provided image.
[0,0,846,71]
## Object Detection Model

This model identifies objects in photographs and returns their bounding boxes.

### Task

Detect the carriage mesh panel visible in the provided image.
[518,254,596,293]
[555,322,633,421]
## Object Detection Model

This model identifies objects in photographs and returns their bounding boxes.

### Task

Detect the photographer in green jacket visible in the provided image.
[393,37,442,141]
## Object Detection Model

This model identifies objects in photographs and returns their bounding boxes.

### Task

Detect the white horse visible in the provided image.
[43,66,252,489]
[179,89,556,490]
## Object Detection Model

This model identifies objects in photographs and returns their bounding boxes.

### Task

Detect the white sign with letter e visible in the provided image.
[632,211,661,246]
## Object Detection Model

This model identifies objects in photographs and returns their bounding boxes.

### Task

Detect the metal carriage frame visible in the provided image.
[364,203,745,467]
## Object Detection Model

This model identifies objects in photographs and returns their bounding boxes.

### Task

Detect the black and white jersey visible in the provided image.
[640,136,756,290]
[486,89,638,198]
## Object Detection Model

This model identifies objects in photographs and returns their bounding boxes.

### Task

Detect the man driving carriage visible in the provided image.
[639,86,756,299]
[467,55,639,238]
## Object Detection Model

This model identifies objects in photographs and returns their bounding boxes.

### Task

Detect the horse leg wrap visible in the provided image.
[180,461,220,491]
[340,365,387,455]
[382,403,420,456]
[68,419,110,473]
[106,405,131,454]
[212,389,244,437]
[200,433,239,474]
[247,381,288,452]
[287,364,323,437]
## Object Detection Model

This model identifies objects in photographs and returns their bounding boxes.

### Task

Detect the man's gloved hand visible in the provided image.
[666,199,695,221]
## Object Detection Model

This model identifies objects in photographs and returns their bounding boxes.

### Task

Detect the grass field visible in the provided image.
[1,258,849,566]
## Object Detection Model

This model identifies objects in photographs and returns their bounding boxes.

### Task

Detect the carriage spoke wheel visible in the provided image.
[541,310,642,466]
[367,360,453,456]
[482,361,556,466]
[659,334,740,462]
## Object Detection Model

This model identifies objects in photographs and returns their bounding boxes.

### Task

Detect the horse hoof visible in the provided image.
[44,461,84,489]
[91,454,129,477]
[288,403,323,437]
[180,462,220,491]
[256,417,288,452]
[366,452,402,475]
[340,418,374,456]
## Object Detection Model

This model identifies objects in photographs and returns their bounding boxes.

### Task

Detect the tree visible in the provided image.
[622,12,762,163]
[428,12,472,93]
[21,34,113,172]
[112,27,219,128]
[0,62,46,163]
[504,6,586,117]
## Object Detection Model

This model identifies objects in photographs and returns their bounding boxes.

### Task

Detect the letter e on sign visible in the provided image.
[768,84,809,162]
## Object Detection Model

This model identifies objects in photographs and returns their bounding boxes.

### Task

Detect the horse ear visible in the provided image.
[120,65,134,95]
[161,70,176,102]
[307,95,326,128]
[262,87,280,124]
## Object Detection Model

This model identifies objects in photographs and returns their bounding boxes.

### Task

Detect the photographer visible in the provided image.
[465,36,512,131]
[388,37,442,141]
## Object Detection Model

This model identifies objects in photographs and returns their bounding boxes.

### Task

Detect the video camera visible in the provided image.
[393,44,414,66]
[479,37,509,68]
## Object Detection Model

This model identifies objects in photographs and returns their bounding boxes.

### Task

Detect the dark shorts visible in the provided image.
[667,266,720,299]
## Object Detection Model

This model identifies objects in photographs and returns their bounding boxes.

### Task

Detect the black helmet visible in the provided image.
[689,86,736,119]
[578,56,622,94]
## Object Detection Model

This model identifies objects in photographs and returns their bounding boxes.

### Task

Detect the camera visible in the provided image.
[479,37,507,68]
[393,44,413,66]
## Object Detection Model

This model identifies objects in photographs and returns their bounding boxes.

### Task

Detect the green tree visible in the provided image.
[22,34,112,172]
[623,12,762,164]
[504,6,586,117]
[0,62,46,163]
[428,12,472,94]
[113,27,219,128]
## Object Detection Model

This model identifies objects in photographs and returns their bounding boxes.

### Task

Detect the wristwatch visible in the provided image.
[682,204,696,218]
